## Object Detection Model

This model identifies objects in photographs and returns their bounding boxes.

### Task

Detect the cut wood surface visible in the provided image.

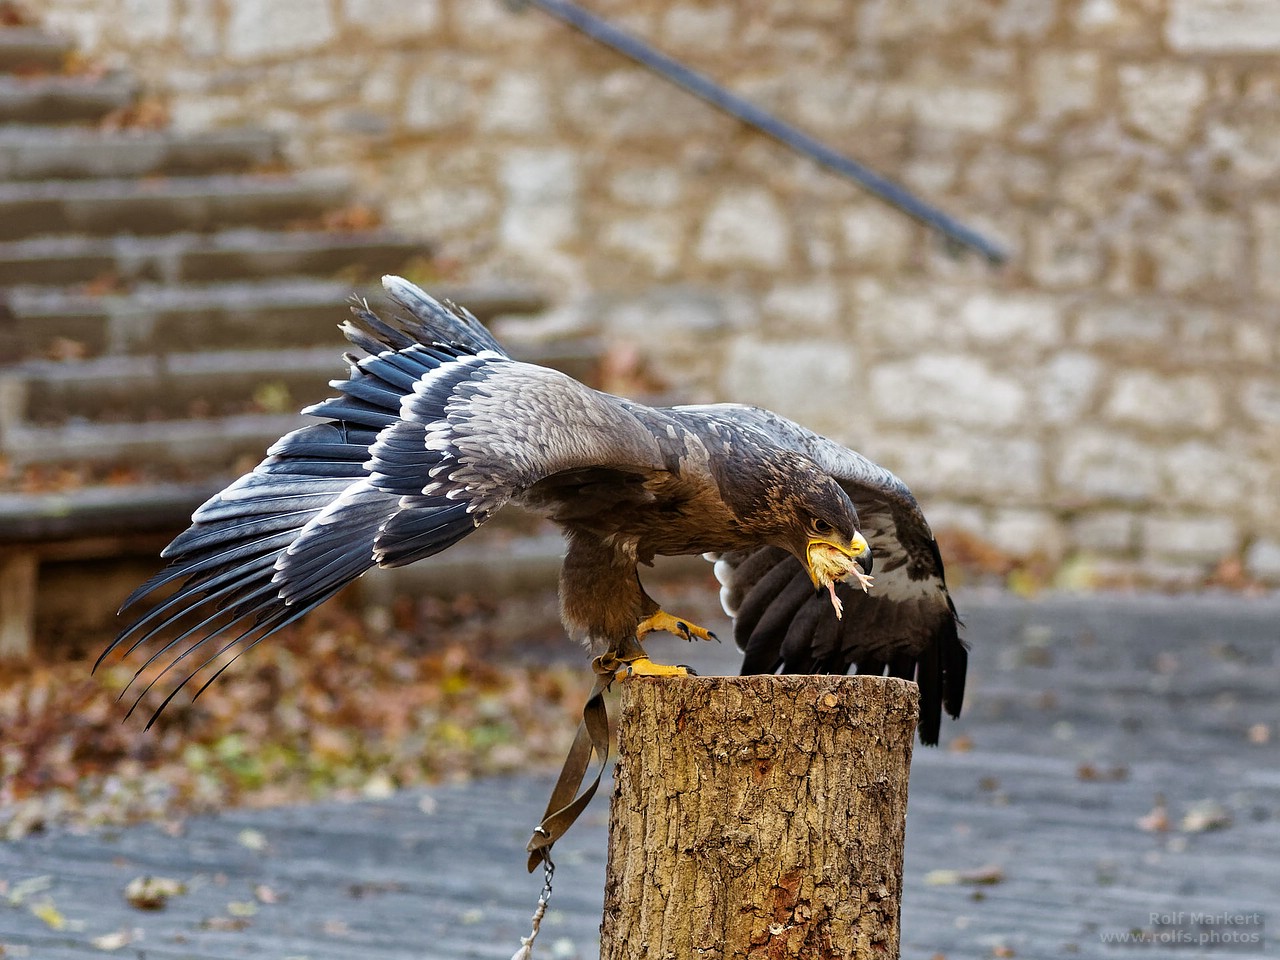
[602,674,919,959]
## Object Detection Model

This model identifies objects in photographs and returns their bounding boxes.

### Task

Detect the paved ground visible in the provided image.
[2,592,1277,959]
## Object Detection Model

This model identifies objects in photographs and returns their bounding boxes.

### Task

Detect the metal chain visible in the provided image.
[511,855,556,960]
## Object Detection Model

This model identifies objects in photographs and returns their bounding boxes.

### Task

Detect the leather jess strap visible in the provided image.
[525,659,615,872]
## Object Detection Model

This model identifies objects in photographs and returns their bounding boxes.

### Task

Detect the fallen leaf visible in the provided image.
[1137,796,1170,833]
[1247,723,1270,745]
[201,916,250,931]
[124,876,186,911]
[1077,764,1128,782]
[237,828,267,851]
[924,864,1004,886]
[90,929,135,951]
[227,901,258,917]
[30,898,66,929]
[1181,800,1232,833]
[5,876,52,906]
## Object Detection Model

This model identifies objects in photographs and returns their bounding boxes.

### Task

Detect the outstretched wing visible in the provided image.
[683,404,967,746]
[106,277,668,722]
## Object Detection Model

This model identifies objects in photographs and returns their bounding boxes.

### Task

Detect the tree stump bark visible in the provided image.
[601,674,919,959]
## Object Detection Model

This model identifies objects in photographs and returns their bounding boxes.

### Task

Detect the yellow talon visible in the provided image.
[618,656,693,679]
[635,610,719,643]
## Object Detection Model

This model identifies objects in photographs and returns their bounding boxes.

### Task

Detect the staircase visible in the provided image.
[0,21,569,656]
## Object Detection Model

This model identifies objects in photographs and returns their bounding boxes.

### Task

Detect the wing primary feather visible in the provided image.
[739,570,816,675]
[731,554,802,652]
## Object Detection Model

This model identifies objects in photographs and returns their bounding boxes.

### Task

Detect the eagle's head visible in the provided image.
[791,475,874,619]
[737,453,874,618]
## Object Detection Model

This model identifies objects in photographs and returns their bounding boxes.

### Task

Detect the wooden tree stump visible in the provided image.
[601,674,919,959]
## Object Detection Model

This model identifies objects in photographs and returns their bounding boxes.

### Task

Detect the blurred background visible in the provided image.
[0,1,1277,957]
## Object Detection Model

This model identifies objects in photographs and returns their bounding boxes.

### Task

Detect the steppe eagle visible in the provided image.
[106,277,966,745]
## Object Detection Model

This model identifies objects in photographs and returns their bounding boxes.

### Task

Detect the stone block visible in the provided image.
[910,84,1017,134]
[605,286,752,340]
[1104,371,1223,432]
[602,215,683,277]
[1074,0,1154,37]
[957,292,1063,347]
[1253,203,1280,301]
[1161,439,1250,508]
[854,283,956,355]
[870,431,1046,502]
[1027,210,1105,289]
[1140,513,1239,563]
[452,1,551,46]
[403,64,475,131]
[1245,538,1280,580]
[719,337,858,434]
[608,166,683,208]
[226,0,336,60]
[120,0,175,43]
[988,509,1067,560]
[178,0,219,57]
[661,4,734,50]
[919,502,986,539]
[871,353,1027,430]
[1037,351,1103,426]
[1167,0,1280,52]
[1233,323,1273,364]
[792,73,877,131]
[1032,51,1101,121]
[695,187,790,269]
[1206,114,1280,181]
[1241,379,1280,425]
[840,205,914,270]
[1117,63,1208,146]
[562,68,727,141]
[1069,509,1138,554]
[761,283,841,334]
[1074,301,1173,346]
[500,149,579,255]
[992,0,1059,39]
[1056,429,1162,502]
[1147,210,1245,295]
[343,0,440,41]
[481,72,551,135]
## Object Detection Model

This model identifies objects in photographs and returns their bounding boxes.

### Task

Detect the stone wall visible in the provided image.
[38,0,1280,586]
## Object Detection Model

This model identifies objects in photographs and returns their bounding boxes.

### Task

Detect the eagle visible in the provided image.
[105,277,966,745]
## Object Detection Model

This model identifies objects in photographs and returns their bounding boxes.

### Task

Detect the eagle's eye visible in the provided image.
[810,518,835,537]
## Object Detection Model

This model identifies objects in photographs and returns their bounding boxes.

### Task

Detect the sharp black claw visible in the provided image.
[678,664,698,676]
[709,631,720,643]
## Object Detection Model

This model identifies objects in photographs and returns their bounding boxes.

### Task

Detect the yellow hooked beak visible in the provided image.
[805,532,874,620]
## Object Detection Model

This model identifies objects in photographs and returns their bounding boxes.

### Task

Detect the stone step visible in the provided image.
[0,28,74,74]
[0,228,428,287]
[0,171,353,242]
[0,71,139,124]
[0,126,279,180]
[0,481,221,543]
[1,410,306,471]
[4,279,548,359]
[4,339,601,426]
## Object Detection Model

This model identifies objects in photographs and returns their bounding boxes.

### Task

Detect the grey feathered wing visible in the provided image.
[681,404,967,745]
[105,277,666,723]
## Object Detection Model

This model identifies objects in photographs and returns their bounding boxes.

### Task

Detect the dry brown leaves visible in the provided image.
[0,1,34,26]
[98,97,171,132]
[1,601,588,838]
